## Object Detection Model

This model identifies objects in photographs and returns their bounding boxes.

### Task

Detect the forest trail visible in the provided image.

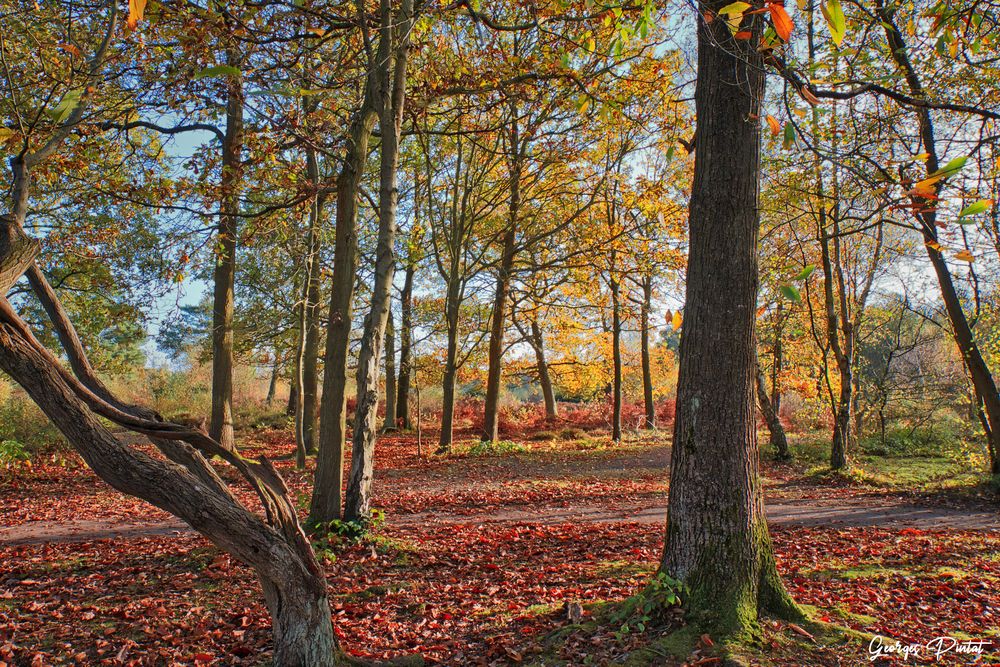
[3,496,996,547]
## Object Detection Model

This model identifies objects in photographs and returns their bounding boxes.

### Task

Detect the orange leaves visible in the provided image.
[768,2,794,42]
[715,1,794,43]
[127,0,147,30]
[668,310,683,330]
[766,115,781,137]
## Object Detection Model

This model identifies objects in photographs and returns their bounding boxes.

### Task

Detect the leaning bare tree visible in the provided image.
[0,6,346,665]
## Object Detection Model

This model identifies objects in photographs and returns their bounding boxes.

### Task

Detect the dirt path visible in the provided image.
[2,495,996,547]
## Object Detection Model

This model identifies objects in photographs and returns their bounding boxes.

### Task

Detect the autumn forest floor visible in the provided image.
[1,424,998,666]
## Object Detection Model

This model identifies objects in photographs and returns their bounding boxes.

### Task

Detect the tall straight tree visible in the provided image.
[343,0,416,522]
[209,43,243,451]
[309,12,387,525]
[659,1,798,635]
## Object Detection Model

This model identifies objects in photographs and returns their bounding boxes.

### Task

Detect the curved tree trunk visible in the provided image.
[3,222,342,667]
[659,1,798,635]
[0,310,342,666]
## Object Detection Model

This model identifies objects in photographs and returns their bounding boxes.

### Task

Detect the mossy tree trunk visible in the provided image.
[659,0,799,637]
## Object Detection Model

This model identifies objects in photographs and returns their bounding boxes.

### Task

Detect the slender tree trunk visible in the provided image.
[383,302,397,431]
[481,226,517,442]
[301,147,325,456]
[209,56,243,451]
[266,358,279,406]
[395,262,415,429]
[481,226,517,443]
[287,383,298,417]
[756,360,790,460]
[770,300,784,417]
[344,0,412,522]
[415,379,422,457]
[438,280,461,453]
[294,271,309,469]
[640,275,656,430]
[830,366,854,470]
[481,112,522,443]
[530,319,558,421]
[309,75,380,527]
[874,2,1000,476]
[610,273,623,443]
[659,1,798,635]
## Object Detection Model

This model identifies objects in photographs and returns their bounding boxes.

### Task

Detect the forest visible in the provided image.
[1,0,999,664]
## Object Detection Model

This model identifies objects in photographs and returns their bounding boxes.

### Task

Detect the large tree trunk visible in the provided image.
[659,1,798,635]
[875,1,1000,476]
[309,88,379,526]
[395,261,415,429]
[640,275,655,430]
[344,0,412,523]
[209,54,243,451]
[530,319,558,421]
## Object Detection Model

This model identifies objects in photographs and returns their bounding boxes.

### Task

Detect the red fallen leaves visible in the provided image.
[2,524,997,665]
[3,432,999,665]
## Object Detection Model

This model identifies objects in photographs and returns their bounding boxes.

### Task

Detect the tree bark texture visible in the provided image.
[659,2,798,635]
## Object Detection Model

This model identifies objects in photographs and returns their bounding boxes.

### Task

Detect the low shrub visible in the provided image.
[558,427,588,440]
[466,439,528,456]
[0,439,30,468]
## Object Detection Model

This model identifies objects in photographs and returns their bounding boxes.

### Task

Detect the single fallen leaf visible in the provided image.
[787,622,815,641]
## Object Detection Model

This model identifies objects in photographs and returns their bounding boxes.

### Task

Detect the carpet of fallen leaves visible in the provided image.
[1,428,998,666]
